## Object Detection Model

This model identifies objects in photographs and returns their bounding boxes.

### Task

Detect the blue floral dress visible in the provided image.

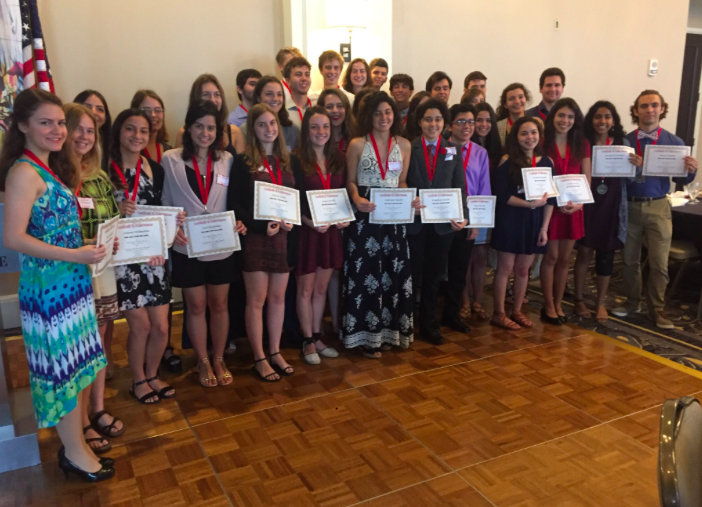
[17,157,105,428]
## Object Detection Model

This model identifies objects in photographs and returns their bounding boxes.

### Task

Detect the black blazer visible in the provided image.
[405,138,469,235]
[227,153,303,268]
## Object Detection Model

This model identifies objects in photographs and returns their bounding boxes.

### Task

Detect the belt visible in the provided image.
[627,196,665,203]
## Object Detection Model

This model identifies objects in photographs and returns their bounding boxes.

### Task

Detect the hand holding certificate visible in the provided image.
[254,181,301,225]
[91,215,119,277]
[521,167,559,200]
[110,216,168,266]
[553,174,594,206]
[591,145,636,177]
[643,145,691,177]
[306,189,355,226]
[369,188,416,224]
[419,188,464,223]
[183,211,240,258]
[132,205,184,247]
[465,196,496,228]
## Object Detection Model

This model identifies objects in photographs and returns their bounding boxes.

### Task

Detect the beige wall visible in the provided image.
[393,0,689,134]
[37,0,285,140]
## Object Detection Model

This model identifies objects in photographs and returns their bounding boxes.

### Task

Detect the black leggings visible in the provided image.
[595,249,615,277]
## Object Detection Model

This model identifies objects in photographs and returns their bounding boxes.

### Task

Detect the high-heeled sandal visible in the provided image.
[595,305,609,322]
[471,303,490,320]
[146,375,175,399]
[198,357,218,387]
[269,351,294,376]
[251,357,280,382]
[573,298,591,319]
[213,356,233,386]
[58,453,114,482]
[490,312,520,330]
[129,378,161,405]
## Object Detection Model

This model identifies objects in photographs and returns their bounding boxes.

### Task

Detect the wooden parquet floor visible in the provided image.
[2,309,702,507]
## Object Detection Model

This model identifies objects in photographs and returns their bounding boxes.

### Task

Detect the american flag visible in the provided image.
[20,0,54,93]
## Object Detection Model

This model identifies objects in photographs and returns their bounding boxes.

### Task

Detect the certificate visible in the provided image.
[642,145,691,177]
[306,189,355,226]
[521,167,559,200]
[591,145,636,177]
[110,216,168,266]
[183,211,240,258]
[554,174,594,206]
[253,181,301,225]
[465,196,496,228]
[369,188,416,224]
[419,188,463,223]
[91,215,119,277]
[131,205,183,247]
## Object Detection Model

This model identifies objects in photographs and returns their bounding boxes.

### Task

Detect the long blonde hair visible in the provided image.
[243,103,291,172]
[63,103,106,184]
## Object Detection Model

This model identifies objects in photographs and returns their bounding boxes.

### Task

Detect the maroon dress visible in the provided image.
[296,171,345,275]
[547,139,590,240]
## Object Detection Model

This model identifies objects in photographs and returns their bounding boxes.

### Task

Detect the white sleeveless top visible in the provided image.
[357,138,402,188]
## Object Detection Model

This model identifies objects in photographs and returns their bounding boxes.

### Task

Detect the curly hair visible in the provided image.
[584,100,626,146]
[496,83,531,121]
[629,89,668,125]
[402,90,431,141]
[181,100,223,162]
[354,91,402,139]
[414,98,450,133]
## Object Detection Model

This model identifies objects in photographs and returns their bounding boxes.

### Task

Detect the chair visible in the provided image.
[658,396,702,507]
[665,240,699,304]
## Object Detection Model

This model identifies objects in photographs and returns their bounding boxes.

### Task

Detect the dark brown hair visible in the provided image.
[630,89,669,125]
[342,58,370,94]
[295,106,343,177]
[108,108,152,189]
[130,89,169,143]
[188,74,229,127]
[252,76,292,128]
[496,83,531,121]
[354,91,402,139]
[181,100,223,162]
[542,97,586,161]
[506,117,543,185]
[74,89,111,169]
[403,90,431,141]
[317,88,352,143]
[464,71,487,89]
[243,103,291,173]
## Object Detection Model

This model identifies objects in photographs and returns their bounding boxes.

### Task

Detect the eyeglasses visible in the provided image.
[454,119,475,126]
[140,107,164,115]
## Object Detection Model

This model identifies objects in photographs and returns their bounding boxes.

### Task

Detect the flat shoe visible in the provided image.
[490,312,520,330]
[90,410,125,438]
[540,308,562,326]
[83,425,111,454]
[316,346,339,357]
[510,311,532,328]
[146,376,175,399]
[302,350,321,365]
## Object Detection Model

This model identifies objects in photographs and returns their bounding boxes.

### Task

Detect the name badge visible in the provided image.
[445,154,454,161]
[77,197,95,209]
[216,174,229,186]
[388,161,402,172]
[445,147,457,155]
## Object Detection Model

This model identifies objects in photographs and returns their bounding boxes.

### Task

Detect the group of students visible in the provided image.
[0,44,697,482]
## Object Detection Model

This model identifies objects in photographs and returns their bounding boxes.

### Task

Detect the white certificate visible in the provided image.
[110,216,168,266]
[253,181,301,225]
[521,167,559,200]
[642,145,691,177]
[369,188,416,224]
[591,145,636,177]
[131,205,183,247]
[419,188,464,223]
[183,211,240,258]
[554,174,594,206]
[306,189,355,226]
[91,215,119,277]
[466,196,496,228]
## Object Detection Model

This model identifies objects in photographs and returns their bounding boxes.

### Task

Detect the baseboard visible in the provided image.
[0,295,20,330]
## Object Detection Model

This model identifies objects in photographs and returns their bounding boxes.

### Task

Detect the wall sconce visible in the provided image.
[325,0,367,62]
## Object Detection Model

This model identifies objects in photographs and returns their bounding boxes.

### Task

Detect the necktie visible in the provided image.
[427,143,435,169]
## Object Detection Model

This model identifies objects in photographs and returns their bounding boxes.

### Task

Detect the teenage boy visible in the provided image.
[426,71,452,104]
[369,58,389,89]
[227,68,261,126]
[525,67,565,120]
[283,57,312,129]
[390,73,414,124]
[308,50,354,105]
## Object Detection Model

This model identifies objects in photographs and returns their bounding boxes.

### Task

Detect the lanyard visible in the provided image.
[240,104,248,114]
[531,155,536,167]
[282,80,292,96]
[508,118,513,128]
[315,162,331,190]
[538,109,547,121]
[191,153,212,205]
[294,98,312,124]
[635,127,661,156]
[422,137,440,181]
[370,133,392,180]
[402,115,408,126]
[263,156,282,185]
[111,157,142,201]
[143,143,161,163]
[462,142,473,194]
[22,149,68,189]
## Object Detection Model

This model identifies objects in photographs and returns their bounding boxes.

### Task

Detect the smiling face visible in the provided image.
[593,106,614,137]
[505,88,526,116]
[259,82,284,113]
[449,111,475,144]
[323,94,346,127]
[349,62,367,88]
[475,110,492,137]
[289,65,311,95]
[636,93,664,129]
[82,94,106,129]
[20,103,67,153]
[391,83,412,107]
[308,113,331,149]
[189,114,217,152]
[70,113,96,158]
[120,115,150,155]
[540,75,564,105]
[139,96,164,133]
[430,79,451,103]
[517,121,540,152]
[254,111,279,144]
[553,106,575,135]
[321,58,342,87]
[419,107,444,142]
[370,66,388,88]
[200,82,222,111]
[372,102,394,132]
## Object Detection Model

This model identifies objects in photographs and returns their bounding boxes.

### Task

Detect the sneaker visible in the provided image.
[612,302,644,317]
[649,309,674,330]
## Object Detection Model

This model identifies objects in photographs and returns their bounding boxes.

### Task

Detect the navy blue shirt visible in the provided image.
[525,101,549,121]
[625,128,695,198]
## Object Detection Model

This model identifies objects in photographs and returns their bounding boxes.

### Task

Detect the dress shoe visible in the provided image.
[540,308,562,326]
[421,327,444,345]
[58,454,115,482]
[442,316,471,334]
[59,446,114,467]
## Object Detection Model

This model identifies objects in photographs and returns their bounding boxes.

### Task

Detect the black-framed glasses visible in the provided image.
[454,119,475,126]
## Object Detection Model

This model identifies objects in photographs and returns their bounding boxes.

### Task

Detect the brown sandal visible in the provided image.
[573,299,591,319]
[595,305,609,323]
[459,304,471,320]
[490,312,520,330]
[510,311,533,328]
[471,303,490,320]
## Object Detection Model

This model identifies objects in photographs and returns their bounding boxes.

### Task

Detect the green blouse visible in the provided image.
[78,176,120,240]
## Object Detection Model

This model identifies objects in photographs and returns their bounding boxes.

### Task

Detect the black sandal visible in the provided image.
[251,357,280,382]
[90,410,126,439]
[269,352,294,376]
[146,375,175,399]
[129,378,161,405]
[83,425,111,454]
[160,346,182,374]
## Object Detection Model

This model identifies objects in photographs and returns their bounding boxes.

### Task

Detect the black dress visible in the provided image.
[490,157,556,255]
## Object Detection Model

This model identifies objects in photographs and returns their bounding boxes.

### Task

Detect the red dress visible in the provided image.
[296,171,345,275]
[547,139,590,240]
